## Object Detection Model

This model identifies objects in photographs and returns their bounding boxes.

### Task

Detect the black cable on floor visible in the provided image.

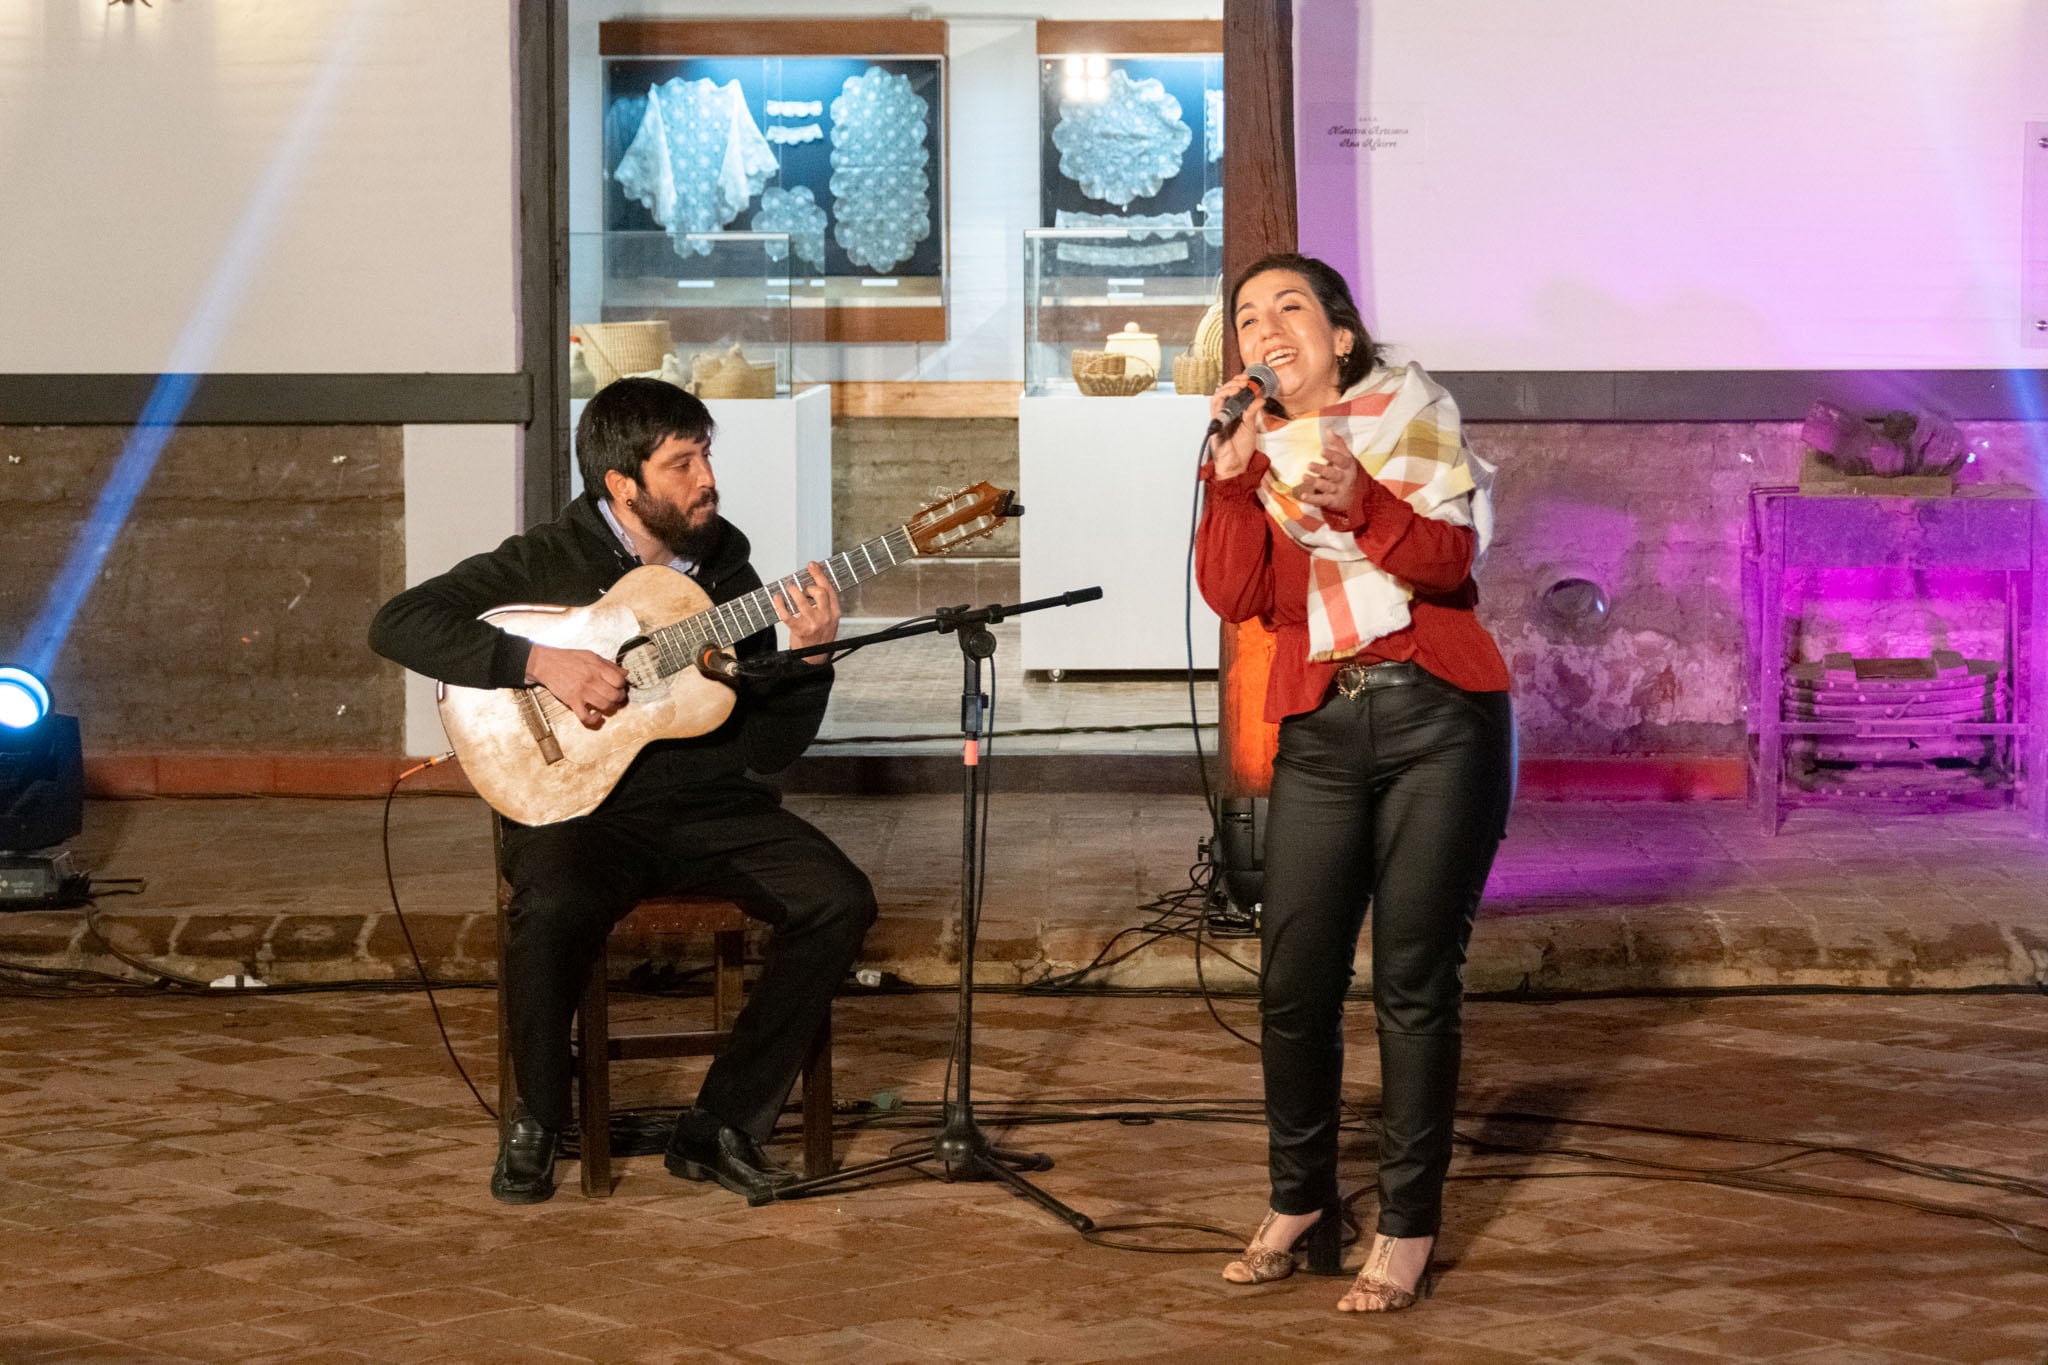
[380,755,497,1121]
[810,719,1213,746]
[1185,426,1221,828]
[13,940,2044,1262]
[82,901,218,989]
[745,1094,2048,1260]
[1467,979,2048,1003]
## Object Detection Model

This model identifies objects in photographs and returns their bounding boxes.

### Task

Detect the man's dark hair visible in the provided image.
[1228,251,1383,393]
[575,377,716,502]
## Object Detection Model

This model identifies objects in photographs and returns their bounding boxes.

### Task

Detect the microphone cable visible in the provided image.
[381,754,497,1120]
[1186,417,1262,1050]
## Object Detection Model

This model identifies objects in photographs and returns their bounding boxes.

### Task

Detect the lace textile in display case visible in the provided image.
[615,78,778,258]
[750,185,829,272]
[1037,52,1220,269]
[1052,210,1194,266]
[1051,69,1191,208]
[602,54,945,287]
[828,66,933,273]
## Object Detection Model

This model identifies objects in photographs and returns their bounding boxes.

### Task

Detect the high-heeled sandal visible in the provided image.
[1222,1201,1347,1284]
[1338,1235,1436,1312]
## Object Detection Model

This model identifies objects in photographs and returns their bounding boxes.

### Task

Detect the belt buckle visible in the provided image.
[1335,664,1370,699]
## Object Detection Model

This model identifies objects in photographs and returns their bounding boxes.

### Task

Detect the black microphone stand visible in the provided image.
[761,588,1102,1231]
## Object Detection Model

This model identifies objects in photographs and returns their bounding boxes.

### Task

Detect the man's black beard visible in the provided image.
[633,487,721,562]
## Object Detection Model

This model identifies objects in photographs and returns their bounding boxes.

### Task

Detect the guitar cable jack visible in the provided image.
[398,751,457,781]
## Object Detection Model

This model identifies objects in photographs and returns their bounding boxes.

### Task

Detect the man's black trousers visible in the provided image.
[1258,672,1514,1238]
[498,785,876,1142]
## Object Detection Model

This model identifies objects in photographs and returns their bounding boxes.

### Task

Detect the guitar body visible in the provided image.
[438,566,739,827]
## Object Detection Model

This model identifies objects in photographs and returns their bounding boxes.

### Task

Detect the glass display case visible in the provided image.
[569,230,793,398]
[567,226,829,578]
[1023,226,1225,398]
[1039,53,1222,234]
[599,50,945,340]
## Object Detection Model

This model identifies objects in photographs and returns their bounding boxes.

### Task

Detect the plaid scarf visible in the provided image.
[1255,362,1494,662]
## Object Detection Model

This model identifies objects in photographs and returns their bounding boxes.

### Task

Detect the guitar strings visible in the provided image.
[520,511,964,727]
[642,527,921,675]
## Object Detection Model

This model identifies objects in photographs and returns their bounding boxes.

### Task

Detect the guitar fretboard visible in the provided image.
[644,525,920,676]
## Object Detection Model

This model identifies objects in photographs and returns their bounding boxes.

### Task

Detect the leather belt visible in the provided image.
[1332,659,1429,699]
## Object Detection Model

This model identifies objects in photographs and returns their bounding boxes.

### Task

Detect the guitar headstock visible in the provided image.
[905,480,1018,556]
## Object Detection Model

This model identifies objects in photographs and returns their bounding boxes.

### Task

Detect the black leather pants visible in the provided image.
[1257,664,1514,1237]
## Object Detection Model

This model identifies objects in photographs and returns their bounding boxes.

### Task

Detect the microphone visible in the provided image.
[1210,363,1277,433]
[695,642,742,682]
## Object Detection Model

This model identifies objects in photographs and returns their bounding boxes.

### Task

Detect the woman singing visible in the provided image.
[1196,253,1514,1313]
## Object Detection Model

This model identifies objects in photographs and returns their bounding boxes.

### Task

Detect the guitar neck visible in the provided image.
[650,524,919,667]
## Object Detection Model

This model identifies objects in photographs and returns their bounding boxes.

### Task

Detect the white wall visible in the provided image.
[0,0,518,374]
[401,426,521,756]
[0,2,528,757]
[566,0,1221,383]
[1295,0,2048,369]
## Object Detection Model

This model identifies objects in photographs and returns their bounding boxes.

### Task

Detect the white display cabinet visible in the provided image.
[568,384,832,601]
[1019,225,1224,672]
[1023,226,1223,399]
[1019,392,1219,673]
[570,230,793,396]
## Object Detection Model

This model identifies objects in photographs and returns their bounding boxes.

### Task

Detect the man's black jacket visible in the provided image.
[368,492,833,806]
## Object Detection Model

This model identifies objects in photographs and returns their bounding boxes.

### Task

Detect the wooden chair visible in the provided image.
[494,888,835,1197]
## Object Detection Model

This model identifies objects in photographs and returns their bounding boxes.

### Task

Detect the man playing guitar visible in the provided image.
[370,377,874,1205]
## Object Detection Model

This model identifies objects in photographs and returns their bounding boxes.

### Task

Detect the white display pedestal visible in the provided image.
[1019,392,1220,673]
[570,385,831,582]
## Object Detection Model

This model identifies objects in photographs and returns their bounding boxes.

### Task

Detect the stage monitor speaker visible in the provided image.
[1213,795,1267,920]
[0,713,84,853]
[0,849,87,909]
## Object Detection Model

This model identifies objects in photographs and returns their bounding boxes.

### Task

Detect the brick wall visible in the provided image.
[830,415,1020,619]
[8,414,2039,765]
[0,425,405,752]
[1477,419,2041,755]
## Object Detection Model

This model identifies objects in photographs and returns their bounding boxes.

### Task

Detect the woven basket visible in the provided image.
[1072,349,1156,397]
[695,361,779,399]
[1192,300,1225,363]
[1173,350,1222,395]
[575,321,672,387]
[688,343,779,400]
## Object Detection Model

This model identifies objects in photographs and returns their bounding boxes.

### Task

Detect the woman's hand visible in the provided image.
[1295,430,1362,514]
[1206,372,1263,479]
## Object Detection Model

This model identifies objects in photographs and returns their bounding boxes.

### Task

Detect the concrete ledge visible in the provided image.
[18,795,2041,997]
[85,754,476,799]
[80,751,1749,800]
[8,899,2044,994]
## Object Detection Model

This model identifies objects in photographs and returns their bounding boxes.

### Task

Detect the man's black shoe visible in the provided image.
[490,1107,559,1205]
[664,1106,795,1206]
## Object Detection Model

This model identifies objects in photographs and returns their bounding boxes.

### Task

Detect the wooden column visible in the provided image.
[1217,0,1296,797]
[517,0,571,525]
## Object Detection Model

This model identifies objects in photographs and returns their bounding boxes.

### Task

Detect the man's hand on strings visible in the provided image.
[771,562,841,664]
[526,643,627,729]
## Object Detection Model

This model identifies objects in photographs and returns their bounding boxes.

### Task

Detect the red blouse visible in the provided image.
[1197,450,1510,723]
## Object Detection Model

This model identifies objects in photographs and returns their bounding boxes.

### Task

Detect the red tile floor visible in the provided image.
[3,983,2046,1362]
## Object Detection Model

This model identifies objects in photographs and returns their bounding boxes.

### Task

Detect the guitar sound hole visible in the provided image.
[618,641,662,691]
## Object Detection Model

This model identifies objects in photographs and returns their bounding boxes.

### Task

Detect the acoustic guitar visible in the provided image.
[439,482,1016,826]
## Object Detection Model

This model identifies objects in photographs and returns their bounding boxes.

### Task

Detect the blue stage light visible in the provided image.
[0,666,83,877]
[0,668,51,731]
